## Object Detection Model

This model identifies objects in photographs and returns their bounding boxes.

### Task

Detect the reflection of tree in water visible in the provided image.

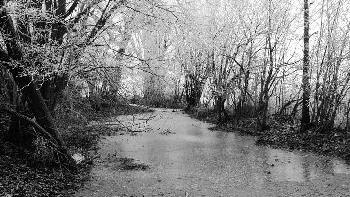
[317,158,334,175]
[267,149,305,182]
[301,154,312,182]
[333,160,350,175]
[265,149,342,183]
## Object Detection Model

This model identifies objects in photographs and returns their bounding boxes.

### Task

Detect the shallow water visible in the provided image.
[75,109,350,197]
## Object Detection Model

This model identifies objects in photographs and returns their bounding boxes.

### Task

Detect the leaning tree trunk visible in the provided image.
[0,3,63,145]
[301,0,311,132]
[0,1,76,171]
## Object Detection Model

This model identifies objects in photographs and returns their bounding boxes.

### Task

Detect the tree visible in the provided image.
[301,0,311,132]
[0,0,170,170]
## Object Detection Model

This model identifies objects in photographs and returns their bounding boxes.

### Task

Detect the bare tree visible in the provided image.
[301,0,311,132]
[0,0,173,169]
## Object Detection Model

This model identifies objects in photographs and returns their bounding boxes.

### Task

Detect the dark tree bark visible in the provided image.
[184,74,203,110]
[215,95,228,123]
[237,70,250,117]
[256,1,274,132]
[40,74,69,113]
[257,89,269,132]
[301,0,311,132]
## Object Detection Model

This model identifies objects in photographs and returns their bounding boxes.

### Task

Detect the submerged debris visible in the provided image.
[105,154,150,171]
[159,128,176,135]
[113,157,150,171]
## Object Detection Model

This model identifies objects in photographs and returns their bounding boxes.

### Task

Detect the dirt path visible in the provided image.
[75,109,350,197]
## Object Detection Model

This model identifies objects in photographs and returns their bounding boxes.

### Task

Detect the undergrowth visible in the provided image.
[0,94,152,196]
[186,107,350,163]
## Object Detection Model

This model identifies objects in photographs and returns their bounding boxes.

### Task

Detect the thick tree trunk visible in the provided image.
[185,74,202,110]
[301,0,311,132]
[257,92,269,132]
[9,73,76,171]
[237,71,250,116]
[40,74,69,113]
[25,82,64,146]
[216,96,228,123]
[0,70,35,149]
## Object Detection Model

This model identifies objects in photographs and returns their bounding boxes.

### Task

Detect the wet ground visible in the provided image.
[75,109,350,197]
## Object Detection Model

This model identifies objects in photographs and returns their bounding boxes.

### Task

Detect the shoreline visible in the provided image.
[184,108,350,164]
[0,104,153,197]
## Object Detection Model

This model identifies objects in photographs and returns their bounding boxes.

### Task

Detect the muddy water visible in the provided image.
[75,109,350,197]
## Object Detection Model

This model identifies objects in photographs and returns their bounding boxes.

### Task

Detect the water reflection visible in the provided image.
[263,148,350,183]
[113,110,350,184]
[78,109,350,196]
[333,160,350,175]
[266,149,306,182]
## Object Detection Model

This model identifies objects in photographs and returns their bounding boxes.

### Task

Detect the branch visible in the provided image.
[64,0,80,18]
[68,4,92,26]
[0,105,59,146]
[276,98,302,116]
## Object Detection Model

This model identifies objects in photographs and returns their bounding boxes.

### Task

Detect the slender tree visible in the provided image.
[301,0,311,132]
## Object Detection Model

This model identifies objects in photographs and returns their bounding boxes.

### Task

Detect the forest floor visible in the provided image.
[0,104,153,197]
[186,107,350,164]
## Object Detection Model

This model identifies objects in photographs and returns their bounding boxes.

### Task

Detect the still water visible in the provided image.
[76,109,350,197]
